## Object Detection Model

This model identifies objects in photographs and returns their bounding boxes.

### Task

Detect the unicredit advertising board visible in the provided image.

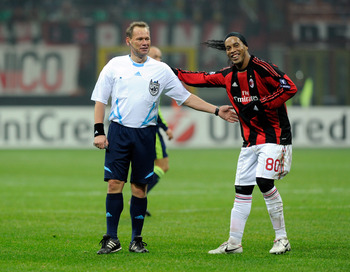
[0,106,349,149]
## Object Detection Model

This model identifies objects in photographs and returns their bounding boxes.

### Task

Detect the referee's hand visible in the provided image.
[219,105,239,123]
[94,135,109,150]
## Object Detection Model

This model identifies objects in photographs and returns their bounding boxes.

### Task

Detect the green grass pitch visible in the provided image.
[0,148,349,271]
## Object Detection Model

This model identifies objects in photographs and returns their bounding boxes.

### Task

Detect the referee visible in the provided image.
[91,21,238,254]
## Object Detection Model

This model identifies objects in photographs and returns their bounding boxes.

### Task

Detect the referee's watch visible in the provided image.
[214,107,220,116]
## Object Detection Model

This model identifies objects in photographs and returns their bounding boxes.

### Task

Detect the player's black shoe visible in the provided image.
[129,236,149,253]
[97,234,122,254]
[145,210,151,217]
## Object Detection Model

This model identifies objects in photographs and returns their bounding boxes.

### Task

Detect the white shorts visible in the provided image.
[235,143,292,186]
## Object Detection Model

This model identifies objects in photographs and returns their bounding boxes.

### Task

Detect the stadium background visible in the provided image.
[0,0,349,148]
[1,2,349,271]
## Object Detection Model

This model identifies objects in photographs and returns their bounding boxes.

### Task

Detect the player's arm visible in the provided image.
[183,94,238,123]
[242,63,297,115]
[252,60,297,110]
[157,109,168,131]
[172,68,226,87]
[163,65,237,123]
[157,109,173,140]
[260,74,297,109]
[93,101,108,149]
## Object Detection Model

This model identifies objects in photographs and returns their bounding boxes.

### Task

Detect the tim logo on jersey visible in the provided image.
[149,79,160,96]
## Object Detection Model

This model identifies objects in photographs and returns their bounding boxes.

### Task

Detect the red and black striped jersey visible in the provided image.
[174,56,297,147]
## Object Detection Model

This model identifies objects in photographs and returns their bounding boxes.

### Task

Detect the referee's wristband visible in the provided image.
[94,123,105,137]
[214,107,220,116]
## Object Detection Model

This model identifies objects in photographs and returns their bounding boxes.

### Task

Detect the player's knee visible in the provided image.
[163,164,169,173]
[155,158,169,173]
[235,185,254,195]
[162,158,170,173]
[256,177,274,193]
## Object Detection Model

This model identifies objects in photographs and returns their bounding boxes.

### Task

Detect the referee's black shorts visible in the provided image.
[104,121,156,184]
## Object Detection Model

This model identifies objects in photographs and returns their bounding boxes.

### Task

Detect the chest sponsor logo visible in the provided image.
[233,95,259,103]
[149,79,160,96]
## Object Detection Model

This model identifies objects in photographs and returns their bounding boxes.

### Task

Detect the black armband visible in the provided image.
[94,123,105,137]
[214,107,220,116]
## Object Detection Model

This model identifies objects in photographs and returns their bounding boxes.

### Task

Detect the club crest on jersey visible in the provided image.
[149,79,160,96]
[249,78,254,88]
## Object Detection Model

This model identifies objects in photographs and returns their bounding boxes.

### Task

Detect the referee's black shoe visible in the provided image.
[129,236,149,253]
[97,234,122,254]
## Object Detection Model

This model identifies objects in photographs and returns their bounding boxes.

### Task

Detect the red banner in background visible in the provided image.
[0,45,80,96]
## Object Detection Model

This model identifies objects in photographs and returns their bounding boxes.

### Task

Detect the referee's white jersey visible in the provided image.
[91,55,191,128]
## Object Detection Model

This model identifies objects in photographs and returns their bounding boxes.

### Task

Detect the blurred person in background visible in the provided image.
[91,21,238,255]
[172,31,297,255]
[144,46,174,217]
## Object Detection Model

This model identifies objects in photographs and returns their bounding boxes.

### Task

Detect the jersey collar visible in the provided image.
[129,55,150,67]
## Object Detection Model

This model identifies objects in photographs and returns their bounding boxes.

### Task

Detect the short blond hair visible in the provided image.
[126,21,150,38]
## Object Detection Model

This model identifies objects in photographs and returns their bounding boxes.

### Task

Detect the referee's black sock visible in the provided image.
[130,195,147,241]
[106,193,123,239]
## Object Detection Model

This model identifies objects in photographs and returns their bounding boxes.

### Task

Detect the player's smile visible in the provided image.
[231,52,240,62]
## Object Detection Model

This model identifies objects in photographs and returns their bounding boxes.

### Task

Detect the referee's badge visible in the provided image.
[149,79,160,96]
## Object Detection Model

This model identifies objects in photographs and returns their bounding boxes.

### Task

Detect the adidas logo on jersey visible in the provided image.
[232,82,238,87]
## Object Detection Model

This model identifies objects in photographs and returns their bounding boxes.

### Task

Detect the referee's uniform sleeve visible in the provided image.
[162,64,191,105]
[91,62,113,104]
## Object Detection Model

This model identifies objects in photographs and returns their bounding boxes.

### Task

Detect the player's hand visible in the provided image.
[166,128,174,140]
[218,105,239,123]
[241,100,263,119]
[93,135,109,150]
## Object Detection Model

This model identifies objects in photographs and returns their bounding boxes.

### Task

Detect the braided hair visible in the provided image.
[201,40,226,51]
[202,32,248,51]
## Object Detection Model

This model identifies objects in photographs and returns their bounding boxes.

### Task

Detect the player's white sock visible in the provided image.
[229,193,252,244]
[263,187,287,239]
